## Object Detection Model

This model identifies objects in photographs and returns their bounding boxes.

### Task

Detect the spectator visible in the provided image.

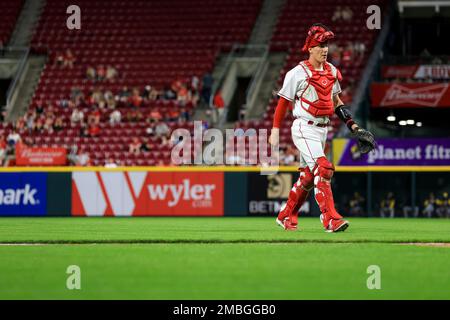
[34,117,44,133]
[80,123,89,137]
[283,145,297,165]
[213,90,225,123]
[106,65,118,81]
[70,86,84,101]
[44,116,55,134]
[76,148,90,166]
[331,6,343,22]
[86,66,96,80]
[140,138,152,153]
[15,117,26,133]
[180,107,190,123]
[35,99,45,115]
[126,109,143,122]
[423,193,436,218]
[201,72,213,105]
[68,144,78,165]
[117,86,131,103]
[142,85,152,100]
[63,49,76,68]
[349,192,365,216]
[177,84,190,106]
[89,87,103,106]
[96,65,106,81]
[129,88,143,108]
[342,6,353,21]
[106,96,117,109]
[403,202,419,218]
[88,107,101,125]
[71,108,84,124]
[55,52,65,67]
[353,41,366,59]
[166,108,180,122]
[53,117,65,132]
[155,121,170,139]
[163,85,176,100]
[171,77,183,95]
[436,192,450,218]
[380,192,395,218]
[88,123,101,137]
[25,111,36,133]
[109,109,122,125]
[128,137,142,155]
[191,75,200,92]
[7,130,21,147]
[148,109,163,123]
[0,135,6,166]
[104,158,118,168]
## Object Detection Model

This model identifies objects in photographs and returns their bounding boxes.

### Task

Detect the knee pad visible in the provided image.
[297,167,314,191]
[313,157,334,180]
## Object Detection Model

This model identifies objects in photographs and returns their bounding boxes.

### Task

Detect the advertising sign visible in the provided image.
[15,146,67,166]
[0,173,47,216]
[371,83,450,107]
[72,171,224,216]
[247,172,310,216]
[382,65,450,79]
[333,138,450,166]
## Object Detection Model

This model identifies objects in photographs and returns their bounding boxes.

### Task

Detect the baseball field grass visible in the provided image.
[0,217,449,300]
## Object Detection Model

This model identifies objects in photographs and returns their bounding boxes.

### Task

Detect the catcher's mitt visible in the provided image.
[353,128,377,154]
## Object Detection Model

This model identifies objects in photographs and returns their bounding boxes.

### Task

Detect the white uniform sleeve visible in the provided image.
[278,70,297,101]
[332,79,342,96]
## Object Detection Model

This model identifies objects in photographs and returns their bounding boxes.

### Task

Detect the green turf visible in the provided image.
[0,217,449,299]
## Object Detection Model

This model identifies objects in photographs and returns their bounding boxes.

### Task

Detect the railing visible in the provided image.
[243,45,269,120]
[209,43,240,109]
[3,46,30,112]
[210,44,269,127]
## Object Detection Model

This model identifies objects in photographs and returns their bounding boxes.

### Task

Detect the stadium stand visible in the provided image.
[0,0,23,45]
[2,0,262,166]
[233,0,388,164]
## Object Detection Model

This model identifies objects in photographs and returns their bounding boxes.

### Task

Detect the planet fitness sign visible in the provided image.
[333,138,450,166]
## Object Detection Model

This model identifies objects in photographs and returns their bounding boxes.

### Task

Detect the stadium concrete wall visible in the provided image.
[0,167,449,217]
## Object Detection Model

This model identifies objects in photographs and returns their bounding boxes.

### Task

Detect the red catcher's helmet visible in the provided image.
[301,23,335,53]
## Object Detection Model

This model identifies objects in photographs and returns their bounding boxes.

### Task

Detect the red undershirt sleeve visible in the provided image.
[272,97,291,129]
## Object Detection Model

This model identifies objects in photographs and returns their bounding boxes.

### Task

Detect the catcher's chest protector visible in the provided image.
[299,60,336,117]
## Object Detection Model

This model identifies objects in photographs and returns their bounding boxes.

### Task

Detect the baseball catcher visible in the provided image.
[269,23,377,232]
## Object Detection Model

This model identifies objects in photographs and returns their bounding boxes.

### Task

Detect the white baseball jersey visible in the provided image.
[278,61,341,124]
[277,61,342,170]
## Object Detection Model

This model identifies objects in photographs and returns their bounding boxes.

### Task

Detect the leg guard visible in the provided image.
[313,157,343,228]
[277,167,314,226]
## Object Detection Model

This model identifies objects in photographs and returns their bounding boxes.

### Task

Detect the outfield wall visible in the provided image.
[0,167,449,217]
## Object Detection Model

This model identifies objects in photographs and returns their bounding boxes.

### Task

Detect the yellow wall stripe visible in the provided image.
[0,166,449,172]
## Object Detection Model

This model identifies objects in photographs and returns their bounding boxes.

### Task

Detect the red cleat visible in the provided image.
[320,214,349,233]
[276,218,298,231]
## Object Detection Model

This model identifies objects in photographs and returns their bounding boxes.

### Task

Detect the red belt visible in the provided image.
[307,120,328,128]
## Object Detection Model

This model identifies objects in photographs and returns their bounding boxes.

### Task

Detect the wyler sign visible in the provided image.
[72,171,224,216]
[333,138,450,166]
[0,173,47,216]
